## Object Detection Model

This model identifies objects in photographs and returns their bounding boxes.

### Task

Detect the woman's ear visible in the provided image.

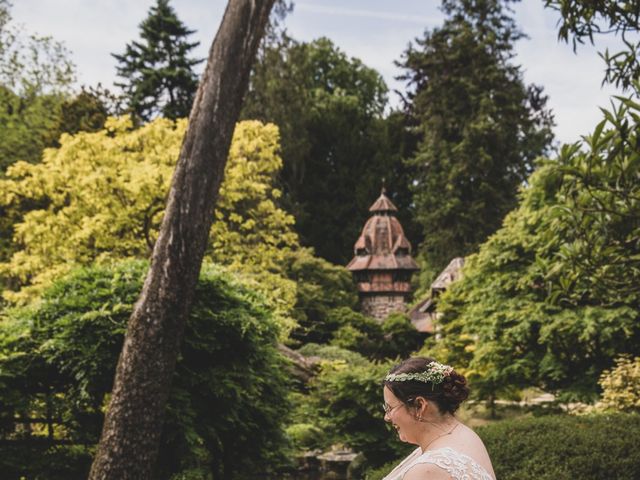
[414,396,429,418]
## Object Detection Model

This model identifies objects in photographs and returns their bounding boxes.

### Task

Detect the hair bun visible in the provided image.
[440,372,469,412]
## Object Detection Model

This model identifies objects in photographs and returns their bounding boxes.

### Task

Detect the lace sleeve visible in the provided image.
[407,448,494,480]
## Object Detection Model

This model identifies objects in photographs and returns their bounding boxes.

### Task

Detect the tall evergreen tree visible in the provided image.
[399,0,554,281]
[112,0,202,121]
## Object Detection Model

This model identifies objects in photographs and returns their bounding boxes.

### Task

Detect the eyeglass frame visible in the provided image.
[382,397,415,416]
[382,402,402,415]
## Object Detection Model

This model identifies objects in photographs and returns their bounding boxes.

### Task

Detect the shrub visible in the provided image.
[365,414,640,480]
[306,355,412,466]
[0,444,93,480]
[297,343,372,366]
[285,422,325,450]
[0,260,290,479]
[365,459,400,480]
[598,355,640,412]
[284,248,358,346]
[478,413,640,480]
[380,313,425,358]
[328,307,383,356]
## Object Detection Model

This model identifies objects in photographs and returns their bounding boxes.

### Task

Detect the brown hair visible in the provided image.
[383,357,469,415]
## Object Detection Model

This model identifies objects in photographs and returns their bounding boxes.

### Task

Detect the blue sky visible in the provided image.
[12,0,626,146]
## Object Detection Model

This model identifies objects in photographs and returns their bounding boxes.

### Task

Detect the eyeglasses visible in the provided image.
[382,402,404,415]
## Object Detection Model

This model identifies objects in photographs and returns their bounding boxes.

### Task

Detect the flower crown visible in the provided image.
[384,361,453,385]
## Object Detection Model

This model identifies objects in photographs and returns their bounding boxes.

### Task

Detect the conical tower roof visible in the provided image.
[347,190,418,272]
[369,189,398,213]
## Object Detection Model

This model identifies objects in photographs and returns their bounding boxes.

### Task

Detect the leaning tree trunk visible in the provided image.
[88,1,275,478]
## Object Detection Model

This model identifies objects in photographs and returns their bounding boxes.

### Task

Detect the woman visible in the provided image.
[382,357,495,480]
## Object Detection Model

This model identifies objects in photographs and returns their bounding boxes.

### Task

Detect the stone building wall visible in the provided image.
[360,294,407,322]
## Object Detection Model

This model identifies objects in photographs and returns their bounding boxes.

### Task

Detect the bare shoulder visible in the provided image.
[456,422,486,445]
[403,462,451,480]
[449,423,491,453]
[446,423,496,478]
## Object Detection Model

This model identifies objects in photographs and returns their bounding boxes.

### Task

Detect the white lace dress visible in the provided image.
[382,447,495,480]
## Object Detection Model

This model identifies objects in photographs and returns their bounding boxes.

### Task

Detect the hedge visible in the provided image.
[479,413,640,480]
[366,413,640,480]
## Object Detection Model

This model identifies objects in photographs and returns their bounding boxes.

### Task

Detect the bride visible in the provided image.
[381,357,496,480]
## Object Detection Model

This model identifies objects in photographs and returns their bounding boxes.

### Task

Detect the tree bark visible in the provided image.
[88,1,275,478]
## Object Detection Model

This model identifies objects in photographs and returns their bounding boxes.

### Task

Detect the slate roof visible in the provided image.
[408,257,465,333]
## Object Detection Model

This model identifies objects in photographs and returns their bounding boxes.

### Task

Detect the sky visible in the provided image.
[11,0,628,146]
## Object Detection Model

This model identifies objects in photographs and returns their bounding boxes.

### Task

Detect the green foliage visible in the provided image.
[284,422,325,450]
[285,248,358,345]
[433,91,640,400]
[598,355,640,412]
[289,344,418,466]
[0,444,93,480]
[0,2,118,175]
[0,84,115,270]
[0,116,181,300]
[399,0,554,276]
[0,4,116,269]
[381,313,426,358]
[478,414,640,480]
[58,84,120,136]
[243,35,417,263]
[0,118,299,326]
[0,0,75,172]
[367,414,640,480]
[294,307,424,361]
[365,459,403,480]
[206,120,301,332]
[326,310,423,360]
[294,353,411,467]
[326,307,380,353]
[297,343,373,366]
[0,85,65,171]
[112,0,202,121]
[340,311,426,360]
[0,260,290,479]
[545,0,640,90]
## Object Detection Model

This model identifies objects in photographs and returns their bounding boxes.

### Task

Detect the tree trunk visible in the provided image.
[88,1,275,478]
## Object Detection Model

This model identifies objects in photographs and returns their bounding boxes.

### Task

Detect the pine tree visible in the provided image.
[399,0,554,280]
[112,0,202,121]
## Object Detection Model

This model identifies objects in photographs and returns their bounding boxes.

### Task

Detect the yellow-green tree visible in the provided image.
[0,117,299,326]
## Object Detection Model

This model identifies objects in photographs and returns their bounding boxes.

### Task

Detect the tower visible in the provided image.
[346,189,419,321]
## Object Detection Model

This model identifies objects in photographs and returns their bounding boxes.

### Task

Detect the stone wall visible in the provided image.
[360,294,406,321]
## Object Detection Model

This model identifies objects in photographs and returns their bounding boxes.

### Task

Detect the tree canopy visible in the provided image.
[242,35,416,263]
[112,0,202,121]
[0,117,299,326]
[398,0,555,281]
[0,0,76,172]
[430,92,640,401]
[0,260,289,479]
